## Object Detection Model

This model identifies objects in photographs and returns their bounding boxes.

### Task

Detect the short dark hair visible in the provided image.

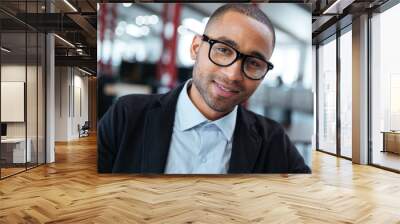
[205,3,276,50]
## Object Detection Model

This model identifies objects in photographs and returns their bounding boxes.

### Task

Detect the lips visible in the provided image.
[213,80,240,97]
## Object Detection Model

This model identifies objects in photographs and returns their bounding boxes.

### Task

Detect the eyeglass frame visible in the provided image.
[201,34,274,80]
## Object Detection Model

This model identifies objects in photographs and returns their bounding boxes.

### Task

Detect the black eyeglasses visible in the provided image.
[201,34,273,80]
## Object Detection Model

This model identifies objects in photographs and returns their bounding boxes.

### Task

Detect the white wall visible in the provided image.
[54,67,89,141]
[1,65,38,137]
[55,66,69,141]
[1,63,46,164]
[1,65,26,139]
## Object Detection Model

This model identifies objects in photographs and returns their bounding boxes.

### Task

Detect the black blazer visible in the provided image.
[98,84,311,174]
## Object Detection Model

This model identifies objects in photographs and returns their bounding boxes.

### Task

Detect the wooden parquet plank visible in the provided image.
[1,135,400,223]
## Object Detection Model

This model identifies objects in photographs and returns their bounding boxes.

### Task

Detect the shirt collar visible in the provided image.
[175,79,238,141]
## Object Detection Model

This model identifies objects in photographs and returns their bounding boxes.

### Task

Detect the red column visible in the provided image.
[157,3,182,92]
[107,4,118,75]
[98,4,107,75]
[98,4,118,76]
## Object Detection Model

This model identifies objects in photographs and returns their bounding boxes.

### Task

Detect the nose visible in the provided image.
[221,59,244,81]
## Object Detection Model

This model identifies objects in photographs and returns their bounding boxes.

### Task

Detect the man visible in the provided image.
[98,4,311,174]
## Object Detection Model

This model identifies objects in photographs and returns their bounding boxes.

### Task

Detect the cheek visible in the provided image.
[243,81,261,95]
[194,55,220,78]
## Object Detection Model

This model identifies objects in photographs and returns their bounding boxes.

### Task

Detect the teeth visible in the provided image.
[217,83,235,92]
[220,85,230,92]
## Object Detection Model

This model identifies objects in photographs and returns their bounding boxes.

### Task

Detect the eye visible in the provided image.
[213,43,234,56]
[248,59,261,68]
[216,47,231,55]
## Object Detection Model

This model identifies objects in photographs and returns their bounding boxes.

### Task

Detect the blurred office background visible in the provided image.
[97,3,313,166]
[0,0,398,180]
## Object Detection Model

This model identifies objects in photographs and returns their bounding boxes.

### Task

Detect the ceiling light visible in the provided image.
[136,16,145,26]
[177,25,191,36]
[182,18,204,35]
[63,0,78,12]
[141,26,150,36]
[123,3,132,8]
[1,47,11,53]
[126,24,142,37]
[148,15,159,25]
[164,22,174,39]
[115,26,125,36]
[78,67,93,76]
[54,34,75,48]
[118,21,127,27]
[322,0,354,15]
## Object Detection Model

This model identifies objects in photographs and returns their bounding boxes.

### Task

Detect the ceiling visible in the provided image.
[0,0,97,72]
[0,0,394,71]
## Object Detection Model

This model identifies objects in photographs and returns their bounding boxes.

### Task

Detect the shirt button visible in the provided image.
[201,157,207,163]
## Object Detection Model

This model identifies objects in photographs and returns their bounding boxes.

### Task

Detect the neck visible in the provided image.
[188,82,229,121]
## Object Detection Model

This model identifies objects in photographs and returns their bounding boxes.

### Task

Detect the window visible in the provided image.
[370,3,400,171]
[339,28,352,158]
[317,36,337,154]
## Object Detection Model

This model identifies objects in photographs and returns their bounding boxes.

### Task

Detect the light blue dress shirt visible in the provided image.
[165,80,238,174]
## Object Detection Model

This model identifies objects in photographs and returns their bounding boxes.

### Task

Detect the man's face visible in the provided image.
[190,11,274,114]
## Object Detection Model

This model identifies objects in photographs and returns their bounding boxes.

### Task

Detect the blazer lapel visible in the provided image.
[228,107,262,173]
[141,85,184,173]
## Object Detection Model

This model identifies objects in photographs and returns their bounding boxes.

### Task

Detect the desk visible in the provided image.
[1,138,31,163]
[381,131,400,154]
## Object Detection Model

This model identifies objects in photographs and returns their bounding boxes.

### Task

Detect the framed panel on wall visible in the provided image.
[1,81,25,122]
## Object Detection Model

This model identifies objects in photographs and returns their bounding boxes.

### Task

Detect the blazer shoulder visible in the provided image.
[115,93,163,112]
[241,108,285,137]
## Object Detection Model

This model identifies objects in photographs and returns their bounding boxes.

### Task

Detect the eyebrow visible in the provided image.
[216,36,267,61]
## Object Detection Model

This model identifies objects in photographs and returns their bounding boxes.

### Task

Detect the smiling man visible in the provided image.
[98,3,311,174]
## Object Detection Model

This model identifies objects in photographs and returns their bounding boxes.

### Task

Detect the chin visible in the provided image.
[210,105,231,113]
[207,98,238,113]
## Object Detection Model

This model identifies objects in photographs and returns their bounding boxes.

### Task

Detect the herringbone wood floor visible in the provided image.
[1,135,400,223]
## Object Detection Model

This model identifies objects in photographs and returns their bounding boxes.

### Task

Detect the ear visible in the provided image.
[190,35,202,60]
